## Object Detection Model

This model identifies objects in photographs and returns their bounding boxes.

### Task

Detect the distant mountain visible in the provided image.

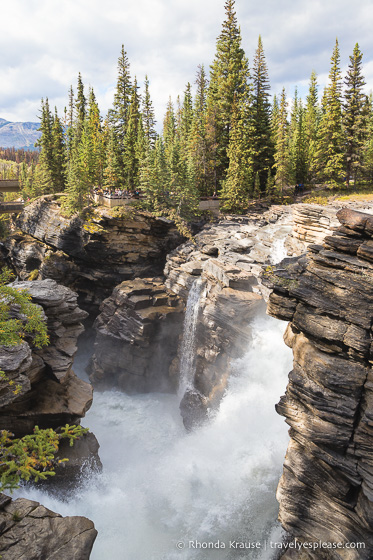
[0,119,40,149]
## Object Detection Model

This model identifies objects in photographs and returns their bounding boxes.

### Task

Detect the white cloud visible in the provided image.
[1,0,373,128]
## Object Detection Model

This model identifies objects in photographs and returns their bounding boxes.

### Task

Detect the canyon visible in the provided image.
[1,197,373,558]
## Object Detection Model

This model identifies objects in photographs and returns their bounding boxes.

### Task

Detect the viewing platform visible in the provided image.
[0,180,21,193]
[0,201,24,213]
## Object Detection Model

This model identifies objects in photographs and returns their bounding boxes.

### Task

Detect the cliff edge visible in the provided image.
[263,208,373,559]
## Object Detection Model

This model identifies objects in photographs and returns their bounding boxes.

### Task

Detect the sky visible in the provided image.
[1,0,373,129]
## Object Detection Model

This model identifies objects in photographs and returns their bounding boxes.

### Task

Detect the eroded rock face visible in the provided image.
[3,197,183,312]
[88,278,184,393]
[0,494,97,559]
[263,208,373,559]
[0,279,92,436]
[165,210,295,428]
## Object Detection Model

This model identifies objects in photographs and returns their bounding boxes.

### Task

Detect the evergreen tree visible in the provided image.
[140,136,168,211]
[364,94,373,182]
[189,65,209,195]
[304,70,320,183]
[289,89,307,184]
[123,79,143,190]
[270,95,280,149]
[316,39,344,187]
[343,43,368,186]
[142,75,157,149]
[63,138,90,215]
[50,108,66,192]
[206,0,247,190]
[252,35,273,190]
[221,72,255,212]
[65,85,75,165]
[103,127,122,188]
[265,167,274,197]
[75,73,86,143]
[32,98,54,196]
[109,45,132,141]
[80,88,103,188]
[163,97,176,173]
[253,172,261,198]
[273,88,290,194]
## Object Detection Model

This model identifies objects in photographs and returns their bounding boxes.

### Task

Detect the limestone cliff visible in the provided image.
[2,197,183,312]
[263,208,373,559]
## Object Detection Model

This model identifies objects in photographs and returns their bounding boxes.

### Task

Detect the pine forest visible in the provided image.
[16,0,373,216]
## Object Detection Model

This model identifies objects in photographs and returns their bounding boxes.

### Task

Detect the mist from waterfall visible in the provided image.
[178,278,203,397]
[16,309,292,560]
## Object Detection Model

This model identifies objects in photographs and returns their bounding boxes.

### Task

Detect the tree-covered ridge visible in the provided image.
[24,0,373,215]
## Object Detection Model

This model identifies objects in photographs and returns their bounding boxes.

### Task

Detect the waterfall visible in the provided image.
[178,278,203,396]
[269,223,292,265]
[269,237,287,264]
[15,309,292,560]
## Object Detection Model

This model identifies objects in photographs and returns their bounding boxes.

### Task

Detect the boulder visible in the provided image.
[0,495,97,559]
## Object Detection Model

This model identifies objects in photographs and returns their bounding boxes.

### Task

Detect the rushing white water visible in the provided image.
[178,279,203,397]
[269,236,288,265]
[16,310,292,560]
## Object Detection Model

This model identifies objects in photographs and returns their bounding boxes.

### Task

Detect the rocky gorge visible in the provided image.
[1,196,373,558]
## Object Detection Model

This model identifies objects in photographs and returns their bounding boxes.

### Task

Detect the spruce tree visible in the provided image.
[50,108,66,192]
[189,65,209,196]
[316,39,344,187]
[273,88,290,195]
[81,88,103,188]
[221,66,255,212]
[343,43,368,186]
[140,137,168,211]
[123,78,142,190]
[270,95,279,150]
[33,98,54,196]
[103,127,122,188]
[109,45,132,141]
[304,70,320,183]
[75,73,86,143]
[252,35,273,190]
[289,89,307,184]
[206,0,247,190]
[163,97,176,173]
[142,75,157,149]
[364,94,373,182]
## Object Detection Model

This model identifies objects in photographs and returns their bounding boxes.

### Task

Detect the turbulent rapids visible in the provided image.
[17,309,292,560]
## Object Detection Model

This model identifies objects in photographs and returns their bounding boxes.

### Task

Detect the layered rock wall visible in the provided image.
[3,197,183,312]
[88,278,184,393]
[263,209,373,559]
[0,279,92,435]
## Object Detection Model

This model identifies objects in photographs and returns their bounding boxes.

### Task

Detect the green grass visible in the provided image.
[303,183,373,205]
